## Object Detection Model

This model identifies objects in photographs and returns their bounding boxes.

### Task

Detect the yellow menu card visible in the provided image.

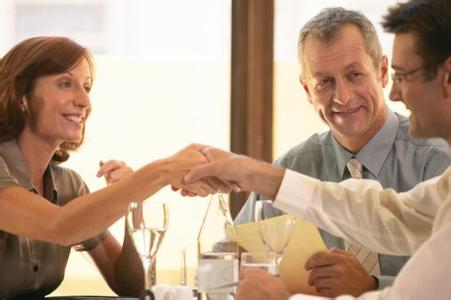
[227,215,327,295]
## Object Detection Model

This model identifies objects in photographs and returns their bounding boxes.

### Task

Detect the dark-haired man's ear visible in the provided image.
[445,57,451,84]
[443,57,451,98]
[443,72,451,99]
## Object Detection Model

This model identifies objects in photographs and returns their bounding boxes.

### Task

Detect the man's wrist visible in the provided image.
[251,160,285,200]
[371,275,380,290]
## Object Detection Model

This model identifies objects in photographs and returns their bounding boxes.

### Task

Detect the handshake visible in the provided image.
[165,144,285,201]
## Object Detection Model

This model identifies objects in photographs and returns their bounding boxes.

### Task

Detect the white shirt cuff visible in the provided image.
[273,169,319,216]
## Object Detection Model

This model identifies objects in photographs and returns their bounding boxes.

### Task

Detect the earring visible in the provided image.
[20,97,28,112]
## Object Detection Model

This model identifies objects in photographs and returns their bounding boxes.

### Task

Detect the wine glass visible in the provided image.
[254,200,295,275]
[127,201,169,299]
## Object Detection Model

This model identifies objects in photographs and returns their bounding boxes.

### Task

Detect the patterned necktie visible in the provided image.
[345,158,381,275]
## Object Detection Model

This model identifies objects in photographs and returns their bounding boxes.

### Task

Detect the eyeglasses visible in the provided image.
[391,66,425,84]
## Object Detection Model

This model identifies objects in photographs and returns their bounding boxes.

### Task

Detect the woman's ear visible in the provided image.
[20,96,28,112]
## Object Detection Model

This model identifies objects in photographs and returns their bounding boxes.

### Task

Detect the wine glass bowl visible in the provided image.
[254,200,296,275]
[258,216,295,254]
[127,201,169,298]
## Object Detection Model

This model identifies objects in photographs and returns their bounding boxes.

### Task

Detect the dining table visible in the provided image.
[45,297,139,299]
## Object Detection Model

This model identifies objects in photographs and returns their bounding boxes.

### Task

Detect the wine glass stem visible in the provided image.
[143,258,153,292]
[274,254,283,276]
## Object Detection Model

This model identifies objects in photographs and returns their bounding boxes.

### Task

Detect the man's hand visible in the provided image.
[305,248,378,297]
[237,268,291,300]
[172,181,218,197]
[179,177,233,197]
[178,146,251,196]
[97,160,133,184]
[184,146,255,191]
[164,143,210,190]
[184,146,285,199]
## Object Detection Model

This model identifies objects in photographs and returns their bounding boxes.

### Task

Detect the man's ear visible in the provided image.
[300,76,313,104]
[443,56,451,98]
[379,56,389,88]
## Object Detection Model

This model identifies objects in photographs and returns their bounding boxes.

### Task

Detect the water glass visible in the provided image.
[240,252,277,275]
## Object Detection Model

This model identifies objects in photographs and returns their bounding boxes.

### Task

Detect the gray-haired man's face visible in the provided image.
[300,24,388,151]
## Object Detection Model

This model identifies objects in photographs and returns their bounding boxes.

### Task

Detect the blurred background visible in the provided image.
[0,0,404,295]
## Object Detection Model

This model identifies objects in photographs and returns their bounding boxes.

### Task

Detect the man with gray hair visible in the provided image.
[234,7,450,297]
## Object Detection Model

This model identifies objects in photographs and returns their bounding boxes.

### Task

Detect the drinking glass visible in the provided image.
[254,200,295,275]
[127,201,169,299]
[240,252,277,275]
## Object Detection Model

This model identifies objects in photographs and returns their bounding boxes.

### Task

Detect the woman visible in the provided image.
[0,36,212,299]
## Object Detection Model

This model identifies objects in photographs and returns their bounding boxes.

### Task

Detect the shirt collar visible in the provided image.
[0,139,58,201]
[331,108,400,178]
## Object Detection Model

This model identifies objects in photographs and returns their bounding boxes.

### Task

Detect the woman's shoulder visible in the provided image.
[49,163,90,197]
[0,153,20,189]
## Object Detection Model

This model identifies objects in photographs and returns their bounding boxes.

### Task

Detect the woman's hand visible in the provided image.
[179,146,241,196]
[164,143,210,189]
[165,144,235,197]
[97,160,133,185]
[184,146,284,199]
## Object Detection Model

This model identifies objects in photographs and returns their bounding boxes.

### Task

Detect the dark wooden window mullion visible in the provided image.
[230,0,274,217]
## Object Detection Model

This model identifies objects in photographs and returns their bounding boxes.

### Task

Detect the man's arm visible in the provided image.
[185,147,447,255]
[275,169,439,255]
[234,192,259,225]
[185,147,285,199]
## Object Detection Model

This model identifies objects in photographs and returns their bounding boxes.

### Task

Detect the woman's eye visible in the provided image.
[58,80,72,88]
[84,85,91,93]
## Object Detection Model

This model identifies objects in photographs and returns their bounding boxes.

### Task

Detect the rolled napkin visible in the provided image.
[152,284,194,300]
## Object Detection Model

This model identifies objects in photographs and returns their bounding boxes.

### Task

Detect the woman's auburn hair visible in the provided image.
[0,36,94,163]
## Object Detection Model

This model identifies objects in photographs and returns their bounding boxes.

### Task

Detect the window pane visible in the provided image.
[0,0,230,294]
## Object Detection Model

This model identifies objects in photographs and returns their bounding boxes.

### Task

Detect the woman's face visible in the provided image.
[24,58,92,147]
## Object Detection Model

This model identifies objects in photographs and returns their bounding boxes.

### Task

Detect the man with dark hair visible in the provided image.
[234,6,450,298]
[185,0,451,298]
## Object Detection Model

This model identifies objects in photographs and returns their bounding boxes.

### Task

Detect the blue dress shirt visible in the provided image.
[235,109,451,289]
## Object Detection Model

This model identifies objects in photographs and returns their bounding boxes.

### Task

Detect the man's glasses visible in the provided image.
[391,66,425,84]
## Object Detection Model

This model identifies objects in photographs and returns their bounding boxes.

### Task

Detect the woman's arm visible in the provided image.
[88,229,143,296]
[87,159,143,296]
[0,144,207,246]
